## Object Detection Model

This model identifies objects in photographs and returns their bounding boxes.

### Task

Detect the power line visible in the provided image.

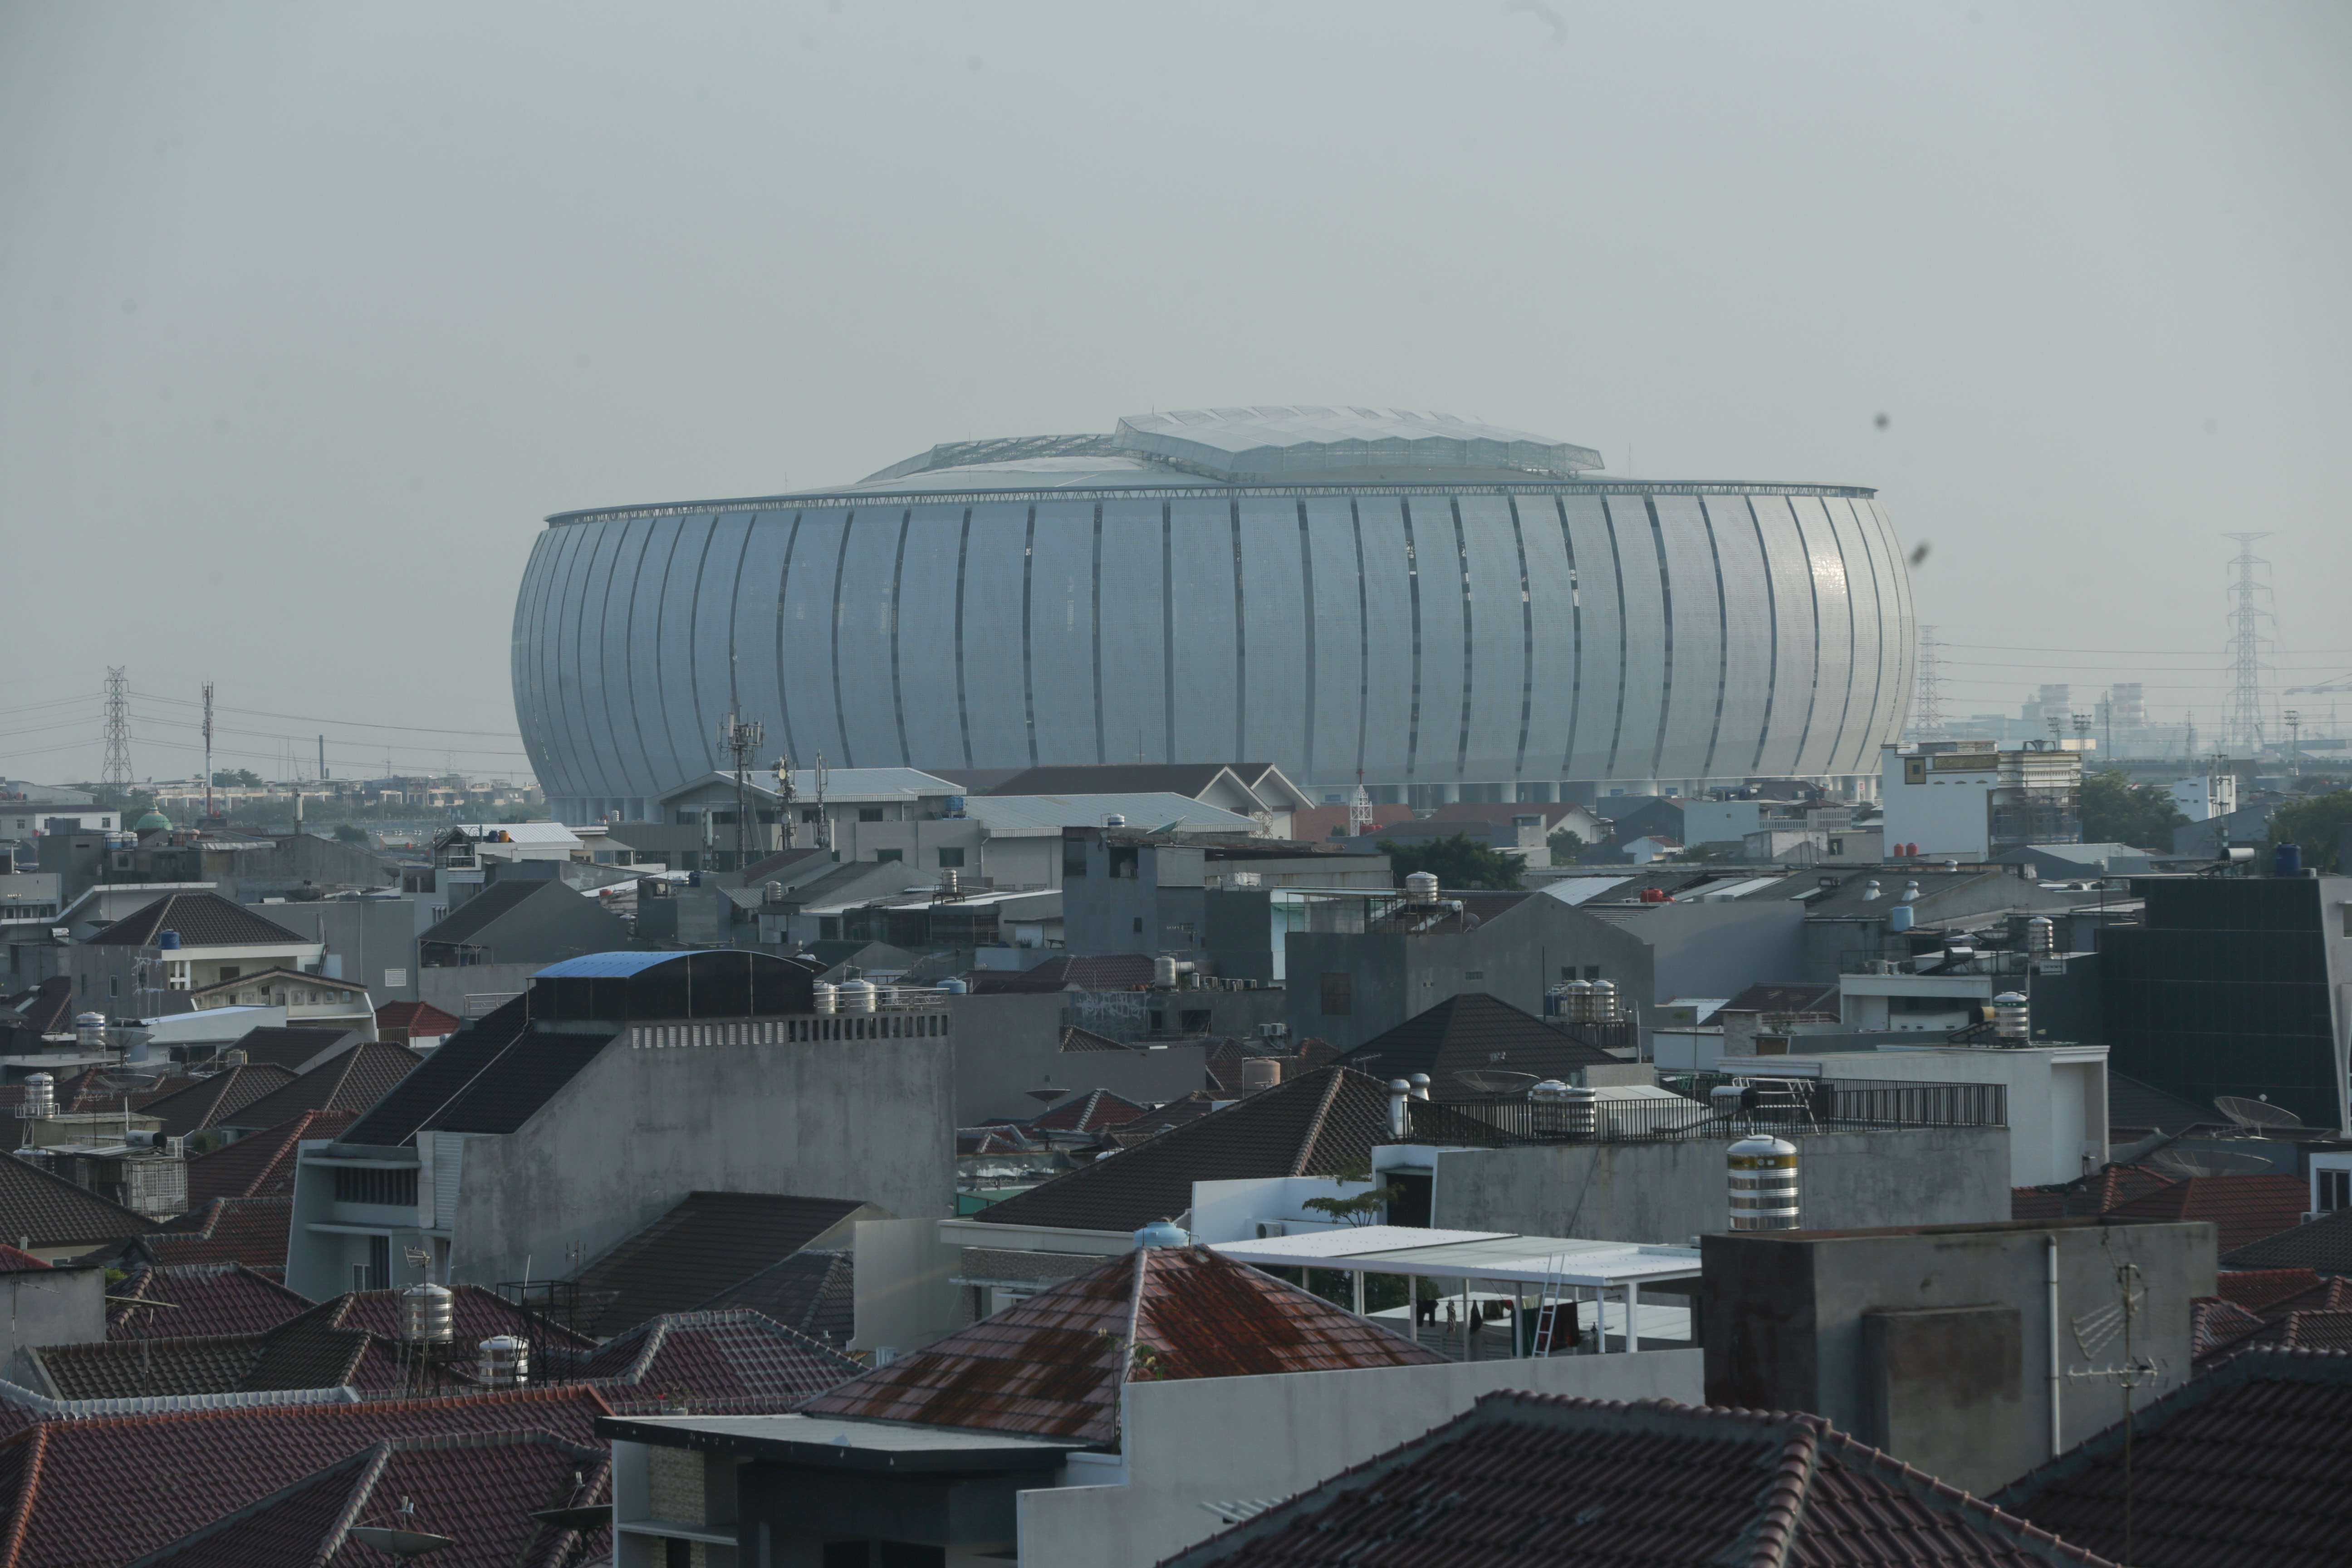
[129,689,522,740]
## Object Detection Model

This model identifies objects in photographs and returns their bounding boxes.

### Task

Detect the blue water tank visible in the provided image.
[1888,905,1914,933]
[157,930,182,950]
[2275,842,2303,877]
[686,869,702,887]
[946,795,967,818]
[1133,1220,1189,1250]
[939,977,969,995]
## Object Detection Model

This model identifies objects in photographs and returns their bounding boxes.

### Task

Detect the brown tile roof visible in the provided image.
[1030,1088,1147,1133]
[701,1251,855,1346]
[1058,1024,1142,1054]
[2222,1207,2352,1274]
[0,1149,153,1252]
[184,1109,358,1205]
[372,1000,462,1039]
[2215,1267,2326,1313]
[2105,1174,2311,1254]
[800,1243,1441,1444]
[568,1191,870,1341]
[547,1307,863,1414]
[1166,1392,2117,1568]
[0,1245,50,1274]
[125,1430,609,1568]
[108,1263,314,1340]
[33,1315,370,1401]
[2192,1297,2267,1363]
[0,1385,612,1568]
[2009,1163,2180,1223]
[128,1196,294,1271]
[1997,1348,2352,1568]
[82,892,308,948]
[207,1041,421,1133]
[1335,992,1619,1101]
[136,1063,300,1137]
[970,1066,1395,1233]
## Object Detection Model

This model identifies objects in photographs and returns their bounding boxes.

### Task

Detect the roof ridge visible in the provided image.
[1814,1425,2118,1565]
[1288,1067,1347,1178]
[314,1441,395,1568]
[0,1423,49,1568]
[1743,1417,1823,1568]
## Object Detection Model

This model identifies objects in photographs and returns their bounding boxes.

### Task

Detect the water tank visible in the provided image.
[939,867,960,896]
[401,1282,453,1342]
[840,978,878,1014]
[1590,980,1619,1022]
[475,1334,529,1387]
[23,1072,54,1119]
[813,982,838,1014]
[2025,916,2055,958]
[1105,813,1127,828]
[1236,1057,1282,1092]
[1888,904,1915,933]
[1133,1220,1188,1249]
[1153,955,1180,989]
[939,976,968,995]
[1993,991,2030,1044]
[763,880,786,905]
[2275,842,2303,877]
[156,931,183,951]
[1559,1083,1597,1140]
[1728,1134,1800,1230]
[74,1013,107,1052]
[1562,979,1592,1023]
[946,795,967,818]
[1404,871,1440,906]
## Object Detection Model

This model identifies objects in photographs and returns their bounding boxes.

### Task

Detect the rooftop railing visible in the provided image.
[1402,1070,2005,1147]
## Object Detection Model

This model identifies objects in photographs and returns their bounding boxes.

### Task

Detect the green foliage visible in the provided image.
[2268,789,2352,873]
[1547,828,1586,864]
[2078,770,2190,852]
[1300,1183,1404,1227]
[211,769,265,789]
[1375,832,1525,891]
[333,823,370,845]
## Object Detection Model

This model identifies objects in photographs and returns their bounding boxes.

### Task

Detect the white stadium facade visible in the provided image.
[514,407,1913,821]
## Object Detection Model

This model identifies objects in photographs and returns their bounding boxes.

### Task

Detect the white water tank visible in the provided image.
[1590,980,1620,1022]
[813,982,838,1014]
[2025,916,2055,958]
[476,1334,529,1387]
[1993,991,2030,1043]
[23,1072,54,1119]
[1404,871,1440,906]
[840,978,878,1014]
[1728,1134,1800,1230]
[401,1282,453,1342]
[74,1013,107,1052]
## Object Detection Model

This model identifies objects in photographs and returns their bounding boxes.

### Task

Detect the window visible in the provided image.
[1584,965,1602,980]
[1828,838,1845,854]
[1464,970,1483,981]
[801,807,823,823]
[365,1234,391,1292]
[1063,838,1090,877]
[937,847,966,868]
[858,806,885,823]
[1180,1009,1212,1032]
[109,976,119,997]
[875,848,903,864]
[1108,845,1141,880]
[2322,1170,2351,1212]
[1132,917,1144,933]
[1320,972,1352,1016]
[334,1166,419,1206]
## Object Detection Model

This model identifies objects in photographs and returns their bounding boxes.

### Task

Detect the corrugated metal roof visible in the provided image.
[532,951,680,978]
[960,792,1255,836]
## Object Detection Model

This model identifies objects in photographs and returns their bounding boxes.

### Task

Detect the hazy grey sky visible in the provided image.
[5,0,2349,783]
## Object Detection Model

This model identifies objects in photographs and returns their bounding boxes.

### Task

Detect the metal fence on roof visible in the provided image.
[1403,1071,2005,1146]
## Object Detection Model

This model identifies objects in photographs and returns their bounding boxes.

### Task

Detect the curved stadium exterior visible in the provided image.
[514,407,1913,822]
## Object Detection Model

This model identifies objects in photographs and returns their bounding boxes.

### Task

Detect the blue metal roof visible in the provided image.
[533,951,684,979]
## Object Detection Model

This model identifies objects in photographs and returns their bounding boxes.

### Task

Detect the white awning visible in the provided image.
[1210,1225,1700,1290]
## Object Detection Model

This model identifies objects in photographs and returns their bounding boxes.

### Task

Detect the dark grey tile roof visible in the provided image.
[2106,1071,2220,1132]
[2224,1210,2352,1273]
[0,1154,152,1250]
[414,879,546,946]
[210,1042,421,1133]
[1335,992,1618,1099]
[84,893,308,949]
[211,1027,356,1073]
[569,1192,868,1340]
[339,997,540,1146]
[700,1250,855,1345]
[138,1063,301,1137]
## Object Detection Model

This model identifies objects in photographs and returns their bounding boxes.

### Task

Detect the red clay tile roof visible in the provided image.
[0,1385,612,1568]
[1030,1087,1147,1133]
[82,891,308,948]
[1166,1392,2118,1568]
[2010,1163,2182,1223]
[1997,1348,2352,1568]
[125,1430,610,1568]
[2104,1174,2311,1254]
[799,1244,1441,1444]
[548,1308,863,1414]
[128,1196,295,1271]
[2215,1268,2325,1313]
[0,1246,49,1274]
[184,1109,358,1205]
[2191,1298,2266,1364]
[970,1066,1396,1233]
[108,1263,314,1340]
[373,999,462,1038]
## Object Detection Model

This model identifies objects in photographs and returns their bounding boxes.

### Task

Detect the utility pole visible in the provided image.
[100,668,133,794]
[715,709,764,871]
[318,734,328,782]
[1912,625,1945,738]
[201,682,216,821]
[2284,710,2302,776]
[2223,533,2274,757]
[813,752,832,853]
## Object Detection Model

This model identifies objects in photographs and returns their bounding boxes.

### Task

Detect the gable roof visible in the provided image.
[568,1192,871,1341]
[184,1109,358,1205]
[1030,1087,1147,1133]
[340,995,611,1146]
[970,1066,1395,1232]
[414,877,551,946]
[83,892,308,948]
[372,999,461,1039]
[123,1430,609,1568]
[2222,1207,2352,1273]
[1171,1392,2115,1568]
[6,980,72,1038]
[546,1307,864,1414]
[2010,1163,2180,1223]
[206,1026,356,1073]
[129,1196,295,1271]
[2105,1072,2220,1133]
[799,1244,1441,1443]
[1058,1024,1142,1054]
[0,1246,50,1274]
[136,1063,300,1137]
[207,1041,420,1133]
[701,1250,855,1345]
[0,1384,612,1568]
[1720,980,1842,1018]
[108,1264,314,1340]
[983,763,1254,801]
[1997,1348,2352,1568]
[1335,992,1619,1099]
[2104,1174,2310,1254]
[186,965,370,1002]
[0,1150,154,1250]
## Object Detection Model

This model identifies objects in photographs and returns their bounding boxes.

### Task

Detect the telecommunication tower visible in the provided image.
[201,682,217,820]
[1911,625,1945,737]
[2223,534,2274,755]
[715,710,765,870]
[100,668,133,792]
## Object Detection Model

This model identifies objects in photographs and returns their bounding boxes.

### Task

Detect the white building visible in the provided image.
[1880,743,2082,860]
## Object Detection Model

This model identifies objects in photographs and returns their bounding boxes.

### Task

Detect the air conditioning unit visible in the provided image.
[1255,1220,1289,1239]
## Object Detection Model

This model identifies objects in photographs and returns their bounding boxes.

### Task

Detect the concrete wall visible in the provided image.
[1703,1219,2215,1494]
[446,1024,955,1290]
[417,962,538,1020]
[251,897,425,1002]
[1430,1126,2013,1245]
[0,1265,105,1388]
[946,992,1210,1124]
[1764,1046,2107,1187]
[1017,1349,1704,1568]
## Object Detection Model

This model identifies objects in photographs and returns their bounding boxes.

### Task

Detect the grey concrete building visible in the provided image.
[946,991,1211,1126]
[0,1259,105,1388]
[286,949,956,1298]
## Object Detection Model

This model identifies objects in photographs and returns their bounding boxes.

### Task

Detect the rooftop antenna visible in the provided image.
[774,754,797,849]
[715,642,764,874]
[101,668,133,794]
[813,752,831,853]
[2070,1253,2162,1567]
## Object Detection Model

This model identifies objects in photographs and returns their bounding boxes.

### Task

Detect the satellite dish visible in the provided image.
[2148,1147,2275,1180]
[1454,1069,1540,1095]
[2214,1096,2303,1131]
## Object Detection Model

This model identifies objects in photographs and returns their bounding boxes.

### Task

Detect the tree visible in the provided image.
[2078,770,2189,852]
[1375,833,1525,891]
[1547,828,1586,864]
[1301,1177,1405,1227]
[333,823,370,845]
[211,768,264,789]
[2268,789,2352,873]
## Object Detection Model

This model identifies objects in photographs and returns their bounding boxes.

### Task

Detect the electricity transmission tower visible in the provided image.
[1912,625,1945,737]
[2223,534,2274,756]
[100,668,133,792]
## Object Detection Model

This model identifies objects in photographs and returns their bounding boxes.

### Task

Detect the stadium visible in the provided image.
[514,407,1914,821]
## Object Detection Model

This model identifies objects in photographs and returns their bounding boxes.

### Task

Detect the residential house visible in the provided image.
[1331,992,1627,1103]
[66,892,326,1024]
[186,965,376,1032]
[980,762,1314,838]
[0,1153,154,1261]
[413,871,637,1016]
